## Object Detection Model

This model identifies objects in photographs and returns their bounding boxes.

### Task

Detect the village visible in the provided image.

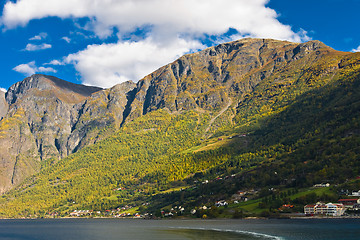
[60,187,360,219]
[39,176,360,220]
[304,189,360,217]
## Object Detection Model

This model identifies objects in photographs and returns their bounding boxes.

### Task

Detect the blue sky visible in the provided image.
[0,0,359,91]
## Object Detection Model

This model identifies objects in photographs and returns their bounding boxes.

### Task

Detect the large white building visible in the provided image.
[304,202,346,216]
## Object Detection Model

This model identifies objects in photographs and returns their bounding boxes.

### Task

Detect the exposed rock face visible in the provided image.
[0,38,337,194]
[0,74,137,194]
[125,38,331,121]
[66,81,136,154]
[0,91,7,119]
[6,74,102,105]
[0,107,39,194]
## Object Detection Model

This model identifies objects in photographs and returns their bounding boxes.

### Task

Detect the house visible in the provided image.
[279,204,294,212]
[304,202,346,216]
[338,198,360,209]
[325,203,346,216]
[350,190,360,197]
[215,200,228,207]
[304,204,316,215]
[314,203,328,215]
[313,183,330,188]
[70,211,79,217]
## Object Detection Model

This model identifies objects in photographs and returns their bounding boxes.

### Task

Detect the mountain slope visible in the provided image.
[0,39,359,217]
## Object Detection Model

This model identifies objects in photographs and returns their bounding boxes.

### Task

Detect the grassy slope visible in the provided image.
[0,50,360,218]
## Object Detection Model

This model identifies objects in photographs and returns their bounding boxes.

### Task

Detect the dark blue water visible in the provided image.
[0,218,359,240]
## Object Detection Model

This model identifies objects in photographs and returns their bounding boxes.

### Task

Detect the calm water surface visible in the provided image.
[0,218,359,240]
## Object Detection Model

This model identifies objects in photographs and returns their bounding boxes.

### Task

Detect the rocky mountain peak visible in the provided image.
[5,74,103,105]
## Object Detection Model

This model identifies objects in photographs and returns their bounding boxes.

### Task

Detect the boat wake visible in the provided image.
[169,227,284,240]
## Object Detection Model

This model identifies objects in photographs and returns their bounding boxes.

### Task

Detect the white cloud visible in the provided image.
[2,0,311,87]
[0,88,7,93]
[351,46,360,52]
[29,32,48,40]
[62,36,71,43]
[66,37,204,88]
[13,61,57,76]
[38,66,57,73]
[24,43,52,51]
[45,60,64,66]
[1,0,306,42]
[13,61,37,75]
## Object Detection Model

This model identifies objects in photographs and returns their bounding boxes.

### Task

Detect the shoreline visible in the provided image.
[1,215,360,220]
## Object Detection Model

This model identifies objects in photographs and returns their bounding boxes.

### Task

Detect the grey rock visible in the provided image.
[0,91,7,120]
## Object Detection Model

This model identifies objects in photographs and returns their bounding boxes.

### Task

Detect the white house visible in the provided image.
[304,202,346,216]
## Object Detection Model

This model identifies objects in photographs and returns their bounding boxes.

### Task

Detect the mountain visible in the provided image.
[0,38,359,217]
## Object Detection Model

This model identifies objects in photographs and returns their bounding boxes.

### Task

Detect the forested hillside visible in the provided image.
[0,38,359,218]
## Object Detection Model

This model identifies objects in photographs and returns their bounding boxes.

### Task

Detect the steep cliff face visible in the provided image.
[66,81,136,154]
[5,75,103,159]
[0,107,39,194]
[125,39,332,122]
[0,91,7,119]
[0,38,341,194]
[0,75,137,193]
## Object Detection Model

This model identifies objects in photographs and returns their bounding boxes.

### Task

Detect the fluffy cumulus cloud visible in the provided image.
[24,43,52,51]
[0,87,6,93]
[13,61,56,76]
[2,0,310,87]
[66,38,203,87]
[2,0,304,41]
[352,46,360,52]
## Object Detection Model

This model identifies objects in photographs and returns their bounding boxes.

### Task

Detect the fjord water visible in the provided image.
[0,219,359,240]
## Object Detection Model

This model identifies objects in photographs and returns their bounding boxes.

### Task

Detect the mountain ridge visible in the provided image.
[0,38,357,202]
[5,74,103,105]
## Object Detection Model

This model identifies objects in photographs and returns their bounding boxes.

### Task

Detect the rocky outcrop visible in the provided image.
[125,38,333,122]
[0,91,7,120]
[0,107,39,194]
[5,74,102,105]
[0,39,337,194]
[0,74,140,193]
[66,81,136,154]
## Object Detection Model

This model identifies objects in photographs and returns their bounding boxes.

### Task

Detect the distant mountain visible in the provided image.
[0,38,359,218]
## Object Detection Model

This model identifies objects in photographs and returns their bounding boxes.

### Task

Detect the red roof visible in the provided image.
[305,205,315,208]
[338,199,358,202]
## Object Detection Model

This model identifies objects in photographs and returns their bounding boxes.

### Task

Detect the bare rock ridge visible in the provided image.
[126,38,331,121]
[0,38,338,194]
[5,74,103,105]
